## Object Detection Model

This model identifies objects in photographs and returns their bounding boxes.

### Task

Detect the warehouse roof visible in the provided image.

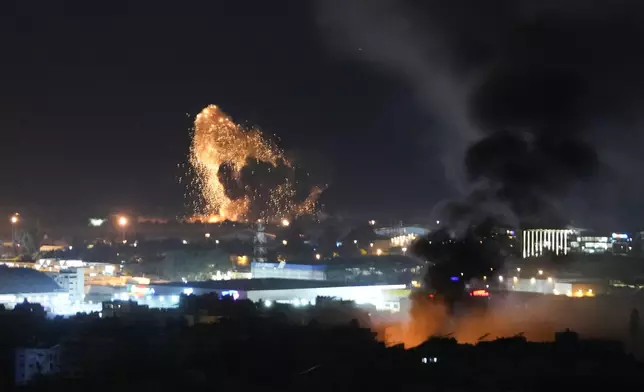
[0,266,62,294]
[151,278,404,292]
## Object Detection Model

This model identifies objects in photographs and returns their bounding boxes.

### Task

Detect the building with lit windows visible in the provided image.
[569,235,610,254]
[522,229,575,258]
[46,268,85,303]
[610,233,632,255]
[567,232,631,255]
[374,226,429,250]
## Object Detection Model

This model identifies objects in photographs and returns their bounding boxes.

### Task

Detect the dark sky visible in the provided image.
[0,0,444,222]
[2,0,644,230]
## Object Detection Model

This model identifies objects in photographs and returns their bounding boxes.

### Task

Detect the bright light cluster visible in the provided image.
[188,105,322,222]
[391,233,417,248]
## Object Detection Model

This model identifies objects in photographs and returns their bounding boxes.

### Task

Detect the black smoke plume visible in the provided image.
[317,0,644,229]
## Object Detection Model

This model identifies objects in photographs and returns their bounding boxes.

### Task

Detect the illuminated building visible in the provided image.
[252,262,326,280]
[147,279,408,313]
[610,232,631,255]
[567,232,631,255]
[390,233,417,248]
[499,276,604,297]
[39,244,67,252]
[375,226,428,250]
[374,226,430,238]
[46,268,85,303]
[250,255,422,285]
[0,266,71,310]
[521,229,575,258]
[569,235,610,254]
[370,226,429,254]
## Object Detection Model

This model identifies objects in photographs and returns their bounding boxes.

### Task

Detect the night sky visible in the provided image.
[2,0,644,230]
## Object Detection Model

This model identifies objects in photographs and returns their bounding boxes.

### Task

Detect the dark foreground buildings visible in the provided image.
[3,294,644,391]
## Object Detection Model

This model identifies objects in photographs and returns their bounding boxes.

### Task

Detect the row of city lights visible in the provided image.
[497,275,554,284]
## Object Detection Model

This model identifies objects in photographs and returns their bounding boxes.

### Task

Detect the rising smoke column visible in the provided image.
[317,0,644,228]
[189,105,322,222]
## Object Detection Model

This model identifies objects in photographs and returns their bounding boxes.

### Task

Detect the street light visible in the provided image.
[282,240,288,246]
[118,216,128,242]
[315,253,321,260]
[10,214,18,249]
[281,219,290,227]
[205,233,211,238]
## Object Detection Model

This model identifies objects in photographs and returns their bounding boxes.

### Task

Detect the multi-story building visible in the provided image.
[46,268,85,303]
[569,235,610,254]
[14,345,61,385]
[523,229,633,257]
[568,232,631,255]
[610,233,632,255]
[522,229,575,258]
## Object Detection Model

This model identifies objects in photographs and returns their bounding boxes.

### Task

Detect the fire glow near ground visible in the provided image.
[187,105,322,223]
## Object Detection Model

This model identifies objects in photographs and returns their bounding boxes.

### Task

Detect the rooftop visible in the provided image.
[151,278,405,292]
[0,266,62,294]
[255,255,423,270]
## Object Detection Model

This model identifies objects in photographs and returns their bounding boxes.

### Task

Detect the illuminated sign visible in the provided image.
[450,276,459,281]
[611,233,629,239]
[470,289,489,297]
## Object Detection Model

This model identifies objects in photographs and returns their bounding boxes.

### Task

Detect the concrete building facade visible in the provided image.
[14,345,61,385]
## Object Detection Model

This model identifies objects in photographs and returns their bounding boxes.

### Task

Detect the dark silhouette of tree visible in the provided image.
[342,223,381,246]
[143,248,232,281]
[278,222,314,260]
[317,225,342,256]
[630,308,640,345]
[13,299,46,320]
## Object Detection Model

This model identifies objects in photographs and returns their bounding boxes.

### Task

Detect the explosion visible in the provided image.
[188,105,322,222]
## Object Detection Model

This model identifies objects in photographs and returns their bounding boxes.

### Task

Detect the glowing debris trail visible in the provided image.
[189,105,321,222]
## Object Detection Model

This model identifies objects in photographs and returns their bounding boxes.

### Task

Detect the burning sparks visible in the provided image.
[188,105,322,222]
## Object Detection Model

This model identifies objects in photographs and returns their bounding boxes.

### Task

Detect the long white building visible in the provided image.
[522,229,574,258]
